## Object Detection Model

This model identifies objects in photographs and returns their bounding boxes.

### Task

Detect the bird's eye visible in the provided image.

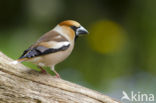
[70,26,79,32]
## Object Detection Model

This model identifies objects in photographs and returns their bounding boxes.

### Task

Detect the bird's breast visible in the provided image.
[40,42,74,66]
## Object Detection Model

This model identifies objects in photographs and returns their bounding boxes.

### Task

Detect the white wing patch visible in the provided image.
[48,41,70,49]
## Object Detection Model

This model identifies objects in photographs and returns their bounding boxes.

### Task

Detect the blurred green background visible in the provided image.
[0,0,156,101]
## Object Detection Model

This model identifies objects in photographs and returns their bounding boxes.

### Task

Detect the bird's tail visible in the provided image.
[10,58,28,65]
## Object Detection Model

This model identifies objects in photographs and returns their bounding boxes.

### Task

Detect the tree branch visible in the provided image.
[0,52,120,103]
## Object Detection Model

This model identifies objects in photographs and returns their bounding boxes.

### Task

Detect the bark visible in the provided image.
[0,52,120,103]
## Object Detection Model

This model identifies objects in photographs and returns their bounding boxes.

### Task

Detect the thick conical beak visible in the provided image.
[76,26,88,36]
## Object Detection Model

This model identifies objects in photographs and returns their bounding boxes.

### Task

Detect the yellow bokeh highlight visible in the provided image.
[88,20,126,54]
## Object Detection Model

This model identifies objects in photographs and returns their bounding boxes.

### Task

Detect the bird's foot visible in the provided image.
[37,66,47,74]
[55,73,61,78]
[53,70,61,78]
[51,66,61,78]
[39,69,47,74]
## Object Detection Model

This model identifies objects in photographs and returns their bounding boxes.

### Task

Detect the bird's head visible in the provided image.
[58,20,88,39]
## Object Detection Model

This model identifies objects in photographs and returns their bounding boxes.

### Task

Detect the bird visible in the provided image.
[11,20,88,78]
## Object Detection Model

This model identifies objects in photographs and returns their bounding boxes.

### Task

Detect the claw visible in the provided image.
[51,65,61,78]
[55,73,60,78]
[37,66,47,74]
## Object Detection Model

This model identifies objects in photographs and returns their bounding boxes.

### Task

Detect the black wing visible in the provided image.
[19,44,70,59]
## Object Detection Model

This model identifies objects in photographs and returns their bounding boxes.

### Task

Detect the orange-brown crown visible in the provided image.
[59,20,81,27]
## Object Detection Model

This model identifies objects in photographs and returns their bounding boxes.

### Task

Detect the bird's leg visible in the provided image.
[37,66,47,74]
[51,65,60,78]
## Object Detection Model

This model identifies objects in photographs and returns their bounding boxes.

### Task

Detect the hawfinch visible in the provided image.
[12,20,88,78]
